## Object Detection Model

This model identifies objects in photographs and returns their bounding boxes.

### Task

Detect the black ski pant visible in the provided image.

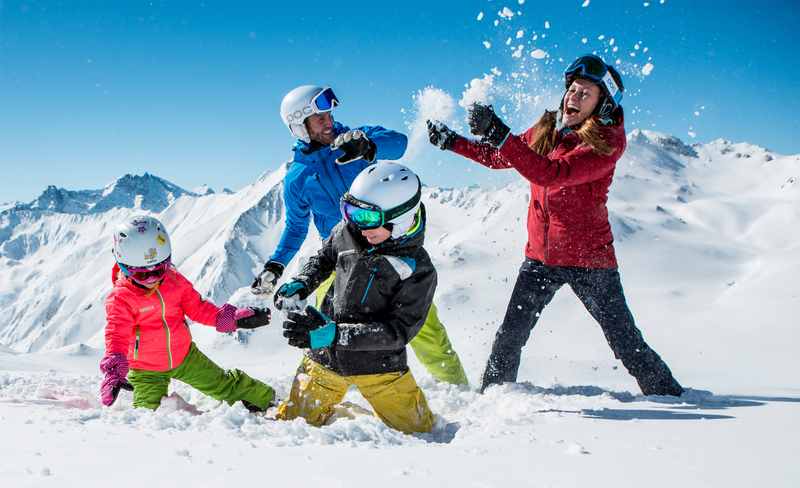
[480,258,683,396]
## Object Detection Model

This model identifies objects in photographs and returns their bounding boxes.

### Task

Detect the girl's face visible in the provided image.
[562,79,601,127]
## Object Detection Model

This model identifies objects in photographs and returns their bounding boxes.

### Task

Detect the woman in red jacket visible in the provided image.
[100,215,274,410]
[427,54,683,396]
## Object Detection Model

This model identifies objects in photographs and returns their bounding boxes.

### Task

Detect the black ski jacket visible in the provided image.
[294,206,437,376]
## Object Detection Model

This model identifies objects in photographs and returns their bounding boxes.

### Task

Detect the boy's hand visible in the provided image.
[274,280,310,311]
[283,306,336,349]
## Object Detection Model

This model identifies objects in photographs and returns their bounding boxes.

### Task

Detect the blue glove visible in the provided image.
[274,280,310,311]
[283,305,336,349]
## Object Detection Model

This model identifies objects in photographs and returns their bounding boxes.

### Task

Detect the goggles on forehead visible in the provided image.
[285,87,340,125]
[340,188,422,231]
[118,258,170,285]
[565,55,623,106]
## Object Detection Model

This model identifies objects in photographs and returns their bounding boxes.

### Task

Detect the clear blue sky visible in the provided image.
[1,0,798,202]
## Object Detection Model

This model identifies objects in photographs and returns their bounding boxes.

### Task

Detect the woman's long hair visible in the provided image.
[528,108,618,157]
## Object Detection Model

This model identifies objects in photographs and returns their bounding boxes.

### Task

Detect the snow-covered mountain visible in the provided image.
[9,173,197,215]
[0,132,798,391]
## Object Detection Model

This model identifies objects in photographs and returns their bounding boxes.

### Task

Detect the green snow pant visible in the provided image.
[316,274,469,386]
[127,342,275,410]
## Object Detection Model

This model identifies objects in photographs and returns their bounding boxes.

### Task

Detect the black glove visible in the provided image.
[251,260,284,296]
[236,307,272,329]
[331,130,377,164]
[468,103,511,147]
[283,306,336,349]
[273,279,311,311]
[426,120,458,150]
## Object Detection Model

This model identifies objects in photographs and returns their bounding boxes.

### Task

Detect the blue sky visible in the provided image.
[1,0,798,202]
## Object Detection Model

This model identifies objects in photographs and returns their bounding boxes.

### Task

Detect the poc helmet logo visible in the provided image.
[286,106,314,124]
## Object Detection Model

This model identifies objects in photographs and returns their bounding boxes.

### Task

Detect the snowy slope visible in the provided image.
[0,134,798,487]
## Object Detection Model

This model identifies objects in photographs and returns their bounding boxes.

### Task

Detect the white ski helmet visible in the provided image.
[341,162,422,239]
[280,85,339,143]
[112,215,172,267]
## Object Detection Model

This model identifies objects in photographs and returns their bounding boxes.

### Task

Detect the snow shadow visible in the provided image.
[496,383,798,422]
[580,409,734,421]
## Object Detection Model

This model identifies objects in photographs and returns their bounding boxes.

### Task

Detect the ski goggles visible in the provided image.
[340,188,421,230]
[564,55,623,106]
[285,87,340,125]
[118,258,170,285]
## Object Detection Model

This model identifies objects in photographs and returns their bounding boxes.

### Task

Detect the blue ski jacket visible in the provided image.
[269,122,408,266]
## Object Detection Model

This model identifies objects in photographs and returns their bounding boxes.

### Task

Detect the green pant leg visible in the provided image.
[127,368,172,410]
[172,343,275,409]
[409,303,469,386]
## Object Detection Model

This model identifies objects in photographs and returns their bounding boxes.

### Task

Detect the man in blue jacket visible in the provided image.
[251,85,467,385]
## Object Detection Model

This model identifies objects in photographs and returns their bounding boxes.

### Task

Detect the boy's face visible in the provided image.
[361,226,391,245]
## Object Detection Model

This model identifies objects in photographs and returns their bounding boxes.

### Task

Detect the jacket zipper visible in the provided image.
[134,326,140,360]
[154,289,173,369]
[542,187,550,263]
[360,267,379,305]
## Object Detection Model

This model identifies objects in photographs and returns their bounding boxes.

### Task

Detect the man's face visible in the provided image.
[305,112,335,145]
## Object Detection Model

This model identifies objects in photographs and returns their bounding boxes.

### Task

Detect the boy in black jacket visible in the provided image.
[274,162,436,433]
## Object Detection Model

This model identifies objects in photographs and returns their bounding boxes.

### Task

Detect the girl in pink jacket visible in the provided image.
[100,215,274,411]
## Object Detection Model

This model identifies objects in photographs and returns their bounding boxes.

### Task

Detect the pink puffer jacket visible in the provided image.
[105,264,220,371]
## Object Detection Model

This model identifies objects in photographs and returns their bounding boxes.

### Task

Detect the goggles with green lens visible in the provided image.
[340,187,422,231]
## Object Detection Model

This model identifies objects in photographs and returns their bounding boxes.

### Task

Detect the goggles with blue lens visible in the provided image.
[564,55,623,106]
[285,87,340,125]
[312,87,339,111]
[340,187,422,231]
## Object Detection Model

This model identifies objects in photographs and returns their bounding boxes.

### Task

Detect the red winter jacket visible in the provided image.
[452,119,627,268]
[105,264,221,371]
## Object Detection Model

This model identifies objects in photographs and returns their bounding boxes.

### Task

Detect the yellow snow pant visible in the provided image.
[276,356,434,434]
[315,273,469,386]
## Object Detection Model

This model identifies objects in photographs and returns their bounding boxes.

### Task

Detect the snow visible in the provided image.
[458,74,495,109]
[2,130,800,486]
[499,7,515,19]
[582,0,591,7]
[403,86,458,162]
[642,62,655,76]
[530,49,548,59]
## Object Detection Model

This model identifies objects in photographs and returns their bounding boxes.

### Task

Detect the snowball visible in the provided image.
[483,41,492,49]
[544,20,551,29]
[499,7,515,19]
[530,49,548,59]
[582,0,591,7]
[477,11,484,21]
[641,63,654,76]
